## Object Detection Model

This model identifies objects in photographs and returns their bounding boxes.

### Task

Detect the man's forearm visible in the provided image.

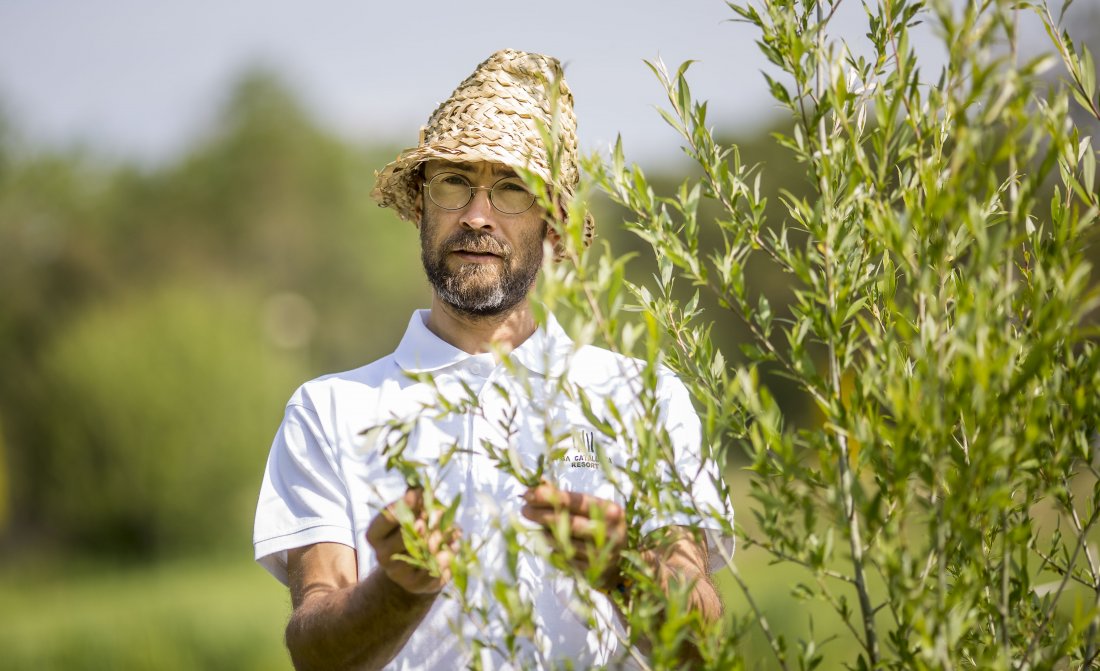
[285,568,438,671]
[613,531,722,663]
[628,553,722,619]
[641,530,722,623]
[680,568,723,625]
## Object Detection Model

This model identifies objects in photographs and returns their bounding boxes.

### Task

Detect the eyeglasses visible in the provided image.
[425,172,536,215]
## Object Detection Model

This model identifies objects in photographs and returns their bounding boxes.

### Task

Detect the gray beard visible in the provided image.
[431,264,516,315]
[420,229,542,317]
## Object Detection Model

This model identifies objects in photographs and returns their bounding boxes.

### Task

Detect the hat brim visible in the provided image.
[371,143,552,224]
[371,141,594,252]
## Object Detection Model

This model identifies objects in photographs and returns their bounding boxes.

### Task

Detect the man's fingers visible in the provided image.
[427,527,457,555]
[385,560,445,595]
[522,505,616,540]
[366,507,400,547]
[523,484,624,524]
[373,517,460,558]
[368,488,463,595]
[524,483,574,511]
[523,482,561,509]
[370,527,408,560]
[402,487,425,512]
[366,488,426,546]
[379,539,457,595]
[522,484,627,537]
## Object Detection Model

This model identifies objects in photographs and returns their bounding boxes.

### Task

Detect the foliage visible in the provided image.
[589,0,1100,668]
[36,282,303,553]
[0,69,427,555]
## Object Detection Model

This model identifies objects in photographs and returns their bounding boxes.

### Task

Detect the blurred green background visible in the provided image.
[0,71,428,669]
[3,25,1100,662]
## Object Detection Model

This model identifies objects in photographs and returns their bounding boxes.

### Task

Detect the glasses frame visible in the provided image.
[424,171,536,215]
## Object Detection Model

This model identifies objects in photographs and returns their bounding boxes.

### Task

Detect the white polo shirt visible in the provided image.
[254,310,731,670]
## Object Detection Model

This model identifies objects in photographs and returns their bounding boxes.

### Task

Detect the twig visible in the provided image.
[815,572,869,650]
[1015,502,1100,670]
[1039,2,1100,122]
[1061,474,1100,663]
[812,0,879,663]
[1030,547,1094,591]
[739,532,857,584]
[725,556,791,671]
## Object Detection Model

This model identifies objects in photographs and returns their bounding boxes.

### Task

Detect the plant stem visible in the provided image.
[1062,474,1100,662]
[740,532,857,583]
[814,0,879,664]
[726,558,790,671]
[1016,502,1100,669]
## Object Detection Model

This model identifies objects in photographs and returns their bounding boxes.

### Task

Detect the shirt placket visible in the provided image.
[466,356,497,491]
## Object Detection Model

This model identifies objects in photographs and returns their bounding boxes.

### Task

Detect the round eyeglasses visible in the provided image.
[425,172,536,215]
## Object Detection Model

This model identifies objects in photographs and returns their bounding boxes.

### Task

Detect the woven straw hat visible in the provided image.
[370,49,594,246]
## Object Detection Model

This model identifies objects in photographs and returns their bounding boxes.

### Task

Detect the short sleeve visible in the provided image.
[253,400,355,584]
[638,370,735,574]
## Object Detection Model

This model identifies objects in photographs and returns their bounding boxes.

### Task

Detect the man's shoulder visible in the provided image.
[568,343,686,391]
[570,342,641,373]
[288,353,404,410]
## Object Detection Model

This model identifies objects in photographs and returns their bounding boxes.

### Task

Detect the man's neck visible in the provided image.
[425,295,538,355]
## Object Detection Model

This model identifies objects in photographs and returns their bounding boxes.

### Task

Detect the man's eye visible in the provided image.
[497,180,529,193]
[442,175,469,186]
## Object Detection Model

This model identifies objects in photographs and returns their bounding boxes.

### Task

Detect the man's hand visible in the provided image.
[366,488,461,595]
[520,482,628,590]
[521,481,722,619]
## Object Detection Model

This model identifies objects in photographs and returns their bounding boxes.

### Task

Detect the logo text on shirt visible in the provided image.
[560,430,601,470]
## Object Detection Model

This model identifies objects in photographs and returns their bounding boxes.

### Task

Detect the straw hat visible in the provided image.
[370,49,594,247]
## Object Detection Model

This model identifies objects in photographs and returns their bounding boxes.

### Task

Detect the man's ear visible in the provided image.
[545,223,561,246]
[546,221,566,262]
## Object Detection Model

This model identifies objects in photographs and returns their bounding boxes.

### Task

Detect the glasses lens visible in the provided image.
[427,173,472,210]
[491,178,535,214]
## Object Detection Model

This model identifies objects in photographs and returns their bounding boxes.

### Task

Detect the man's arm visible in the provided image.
[637,525,722,624]
[284,489,458,671]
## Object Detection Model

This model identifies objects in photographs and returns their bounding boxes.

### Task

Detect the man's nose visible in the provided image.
[460,187,495,230]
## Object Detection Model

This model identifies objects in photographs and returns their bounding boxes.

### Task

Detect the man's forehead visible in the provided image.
[423,159,516,177]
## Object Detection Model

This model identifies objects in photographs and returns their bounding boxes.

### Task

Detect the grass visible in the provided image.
[0,542,814,671]
[0,551,294,671]
[0,541,824,671]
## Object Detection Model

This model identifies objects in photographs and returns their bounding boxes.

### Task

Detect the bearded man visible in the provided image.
[253,49,731,671]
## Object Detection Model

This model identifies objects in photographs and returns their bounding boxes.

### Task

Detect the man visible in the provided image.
[253,49,731,670]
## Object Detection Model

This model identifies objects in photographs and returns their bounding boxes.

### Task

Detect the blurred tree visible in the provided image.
[0,413,8,533]
[37,282,304,554]
[0,69,430,556]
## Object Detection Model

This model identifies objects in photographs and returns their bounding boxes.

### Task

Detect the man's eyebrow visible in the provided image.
[444,161,517,178]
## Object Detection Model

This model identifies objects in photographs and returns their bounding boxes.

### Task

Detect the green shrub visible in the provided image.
[589,0,1100,667]
[37,282,305,555]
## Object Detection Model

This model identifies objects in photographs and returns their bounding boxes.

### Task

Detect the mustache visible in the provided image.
[443,231,510,257]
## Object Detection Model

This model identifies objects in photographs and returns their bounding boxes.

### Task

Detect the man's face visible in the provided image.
[419,160,549,317]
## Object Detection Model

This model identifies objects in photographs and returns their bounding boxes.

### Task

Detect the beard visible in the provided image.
[420,213,546,317]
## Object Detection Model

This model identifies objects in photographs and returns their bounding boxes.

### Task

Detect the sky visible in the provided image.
[0,0,1070,166]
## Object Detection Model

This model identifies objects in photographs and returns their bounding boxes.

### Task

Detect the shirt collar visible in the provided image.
[509,309,575,377]
[393,309,576,377]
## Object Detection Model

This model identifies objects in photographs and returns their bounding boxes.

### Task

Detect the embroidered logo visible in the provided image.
[560,430,601,470]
